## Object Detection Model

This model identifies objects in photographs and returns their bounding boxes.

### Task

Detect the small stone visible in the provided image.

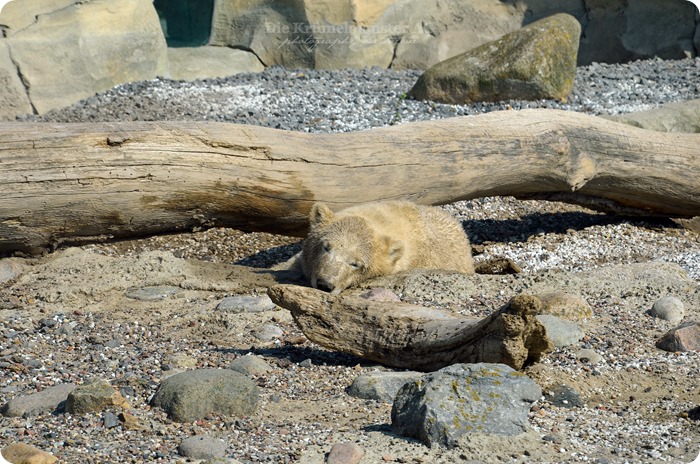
[201,460,243,464]
[359,288,401,302]
[216,295,277,313]
[1,443,57,464]
[575,349,604,365]
[346,371,424,403]
[125,285,179,301]
[178,435,227,460]
[64,379,131,414]
[649,296,685,323]
[163,353,199,370]
[474,257,522,274]
[656,322,700,352]
[118,412,145,431]
[151,368,259,423]
[0,383,76,417]
[544,384,584,408]
[536,315,584,348]
[103,411,120,429]
[538,292,593,321]
[104,339,122,349]
[229,356,273,376]
[688,405,700,421]
[253,324,284,341]
[327,442,365,464]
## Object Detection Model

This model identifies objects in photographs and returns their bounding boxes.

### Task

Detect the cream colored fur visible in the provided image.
[300,200,474,294]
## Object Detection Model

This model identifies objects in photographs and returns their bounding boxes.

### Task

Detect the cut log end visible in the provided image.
[268,284,553,371]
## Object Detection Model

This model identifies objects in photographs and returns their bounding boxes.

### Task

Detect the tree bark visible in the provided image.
[1,109,698,255]
[267,285,553,371]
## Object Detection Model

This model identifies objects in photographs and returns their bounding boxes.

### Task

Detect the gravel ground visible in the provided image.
[3,57,700,463]
[25,57,700,130]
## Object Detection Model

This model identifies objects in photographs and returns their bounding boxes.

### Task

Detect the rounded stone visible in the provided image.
[575,349,604,365]
[151,368,259,423]
[178,435,227,460]
[649,296,685,323]
[229,356,273,376]
[253,324,284,341]
[535,315,584,348]
[216,295,277,313]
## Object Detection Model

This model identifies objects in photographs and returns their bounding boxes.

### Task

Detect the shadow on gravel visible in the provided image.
[235,242,302,268]
[232,212,680,266]
[217,344,367,369]
[462,212,679,244]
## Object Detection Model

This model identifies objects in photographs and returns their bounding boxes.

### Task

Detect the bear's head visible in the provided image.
[301,203,403,294]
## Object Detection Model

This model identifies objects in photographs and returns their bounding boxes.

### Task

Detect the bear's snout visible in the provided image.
[315,278,335,293]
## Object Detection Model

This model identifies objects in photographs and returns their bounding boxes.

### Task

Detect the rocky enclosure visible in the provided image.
[2,0,699,119]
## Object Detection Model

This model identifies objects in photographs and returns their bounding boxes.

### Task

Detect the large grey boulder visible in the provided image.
[391,363,541,448]
[408,13,580,104]
[151,368,259,423]
[4,0,167,114]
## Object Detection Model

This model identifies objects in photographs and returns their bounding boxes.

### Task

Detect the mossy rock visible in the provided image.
[409,13,580,104]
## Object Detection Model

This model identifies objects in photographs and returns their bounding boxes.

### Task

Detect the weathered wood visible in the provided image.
[1,109,698,255]
[267,285,553,371]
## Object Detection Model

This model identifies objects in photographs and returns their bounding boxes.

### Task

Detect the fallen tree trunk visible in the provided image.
[267,285,553,371]
[1,109,698,255]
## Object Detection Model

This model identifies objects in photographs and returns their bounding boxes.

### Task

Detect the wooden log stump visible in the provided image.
[268,284,553,371]
[1,109,698,255]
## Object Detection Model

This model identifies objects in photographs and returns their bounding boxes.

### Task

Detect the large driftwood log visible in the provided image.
[267,285,553,371]
[1,109,698,255]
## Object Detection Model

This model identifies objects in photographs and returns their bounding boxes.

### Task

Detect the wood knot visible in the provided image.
[566,153,597,191]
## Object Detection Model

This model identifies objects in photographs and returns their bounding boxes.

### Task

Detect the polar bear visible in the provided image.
[299,200,475,294]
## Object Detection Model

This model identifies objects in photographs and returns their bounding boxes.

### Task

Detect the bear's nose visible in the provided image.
[316,278,335,293]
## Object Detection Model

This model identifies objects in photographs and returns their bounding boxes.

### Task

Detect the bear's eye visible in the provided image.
[322,243,331,253]
[349,261,362,270]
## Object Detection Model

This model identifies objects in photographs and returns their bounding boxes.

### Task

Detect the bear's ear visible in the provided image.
[384,237,404,266]
[309,203,335,228]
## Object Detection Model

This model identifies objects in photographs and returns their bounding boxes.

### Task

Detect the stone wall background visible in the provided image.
[1,0,699,120]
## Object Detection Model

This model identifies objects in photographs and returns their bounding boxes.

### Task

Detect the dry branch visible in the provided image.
[267,285,553,371]
[1,109,698,255]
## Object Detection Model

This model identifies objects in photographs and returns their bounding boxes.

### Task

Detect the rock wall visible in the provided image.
[0,0,167,119]
[210,0,700,69]
[0,0,698,120]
